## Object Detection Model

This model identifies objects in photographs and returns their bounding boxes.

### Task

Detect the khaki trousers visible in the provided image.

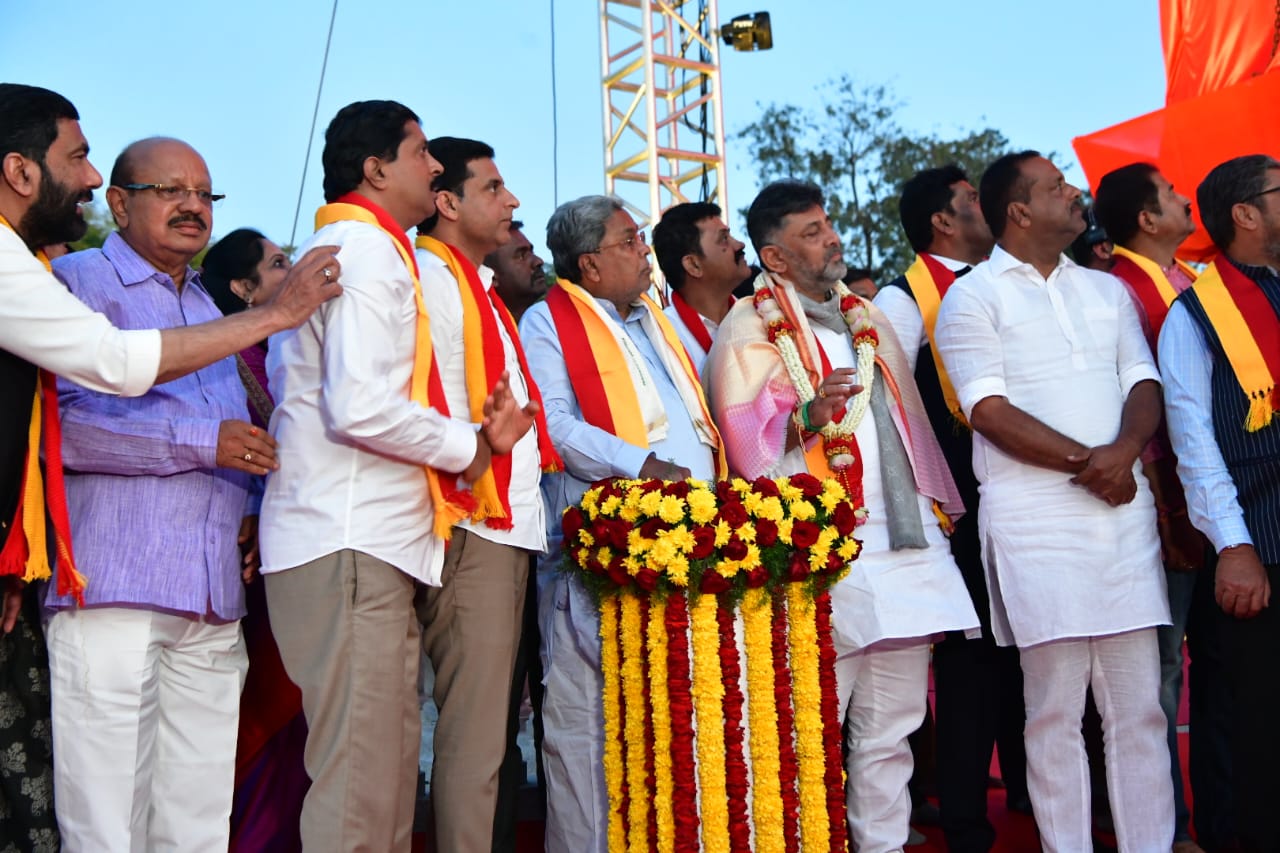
[265,550,420,853]
[418,529,527,853]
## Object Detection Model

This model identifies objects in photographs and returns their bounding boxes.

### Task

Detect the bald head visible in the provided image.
[105,137,215,282]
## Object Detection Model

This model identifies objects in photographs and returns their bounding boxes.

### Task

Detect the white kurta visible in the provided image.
[771,324,979,653]
[934,246,1169,648]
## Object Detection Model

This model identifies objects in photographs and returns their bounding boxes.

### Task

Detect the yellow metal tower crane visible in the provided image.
[598,2,770,234]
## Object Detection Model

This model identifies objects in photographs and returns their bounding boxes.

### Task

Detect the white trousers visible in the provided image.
[46,607,247,853]
[834,636,932,853]
[1020,628,1173,853]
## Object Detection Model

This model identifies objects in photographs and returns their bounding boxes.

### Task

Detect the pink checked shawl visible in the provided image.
[704,275,965,522]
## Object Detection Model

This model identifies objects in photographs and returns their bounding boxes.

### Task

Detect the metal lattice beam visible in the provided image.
[599,0,729,237]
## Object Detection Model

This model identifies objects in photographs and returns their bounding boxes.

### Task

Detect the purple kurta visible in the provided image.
[46,232,251,620]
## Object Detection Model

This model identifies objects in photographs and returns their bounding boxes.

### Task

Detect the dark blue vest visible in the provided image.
[1178,261,1280,564]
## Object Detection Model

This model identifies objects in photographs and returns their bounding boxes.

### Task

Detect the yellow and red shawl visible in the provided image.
[544,279,727,477]
[1190,257,1280,432]
[1110,245,1198,337]
[0,216,85,602]
[414,235,562,530]
[314,194,477,539]
[902,253,968,427]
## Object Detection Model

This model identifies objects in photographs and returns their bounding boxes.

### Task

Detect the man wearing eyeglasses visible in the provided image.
[1159,154,1280,853]
[42,136,264,851]
[1094,162,1233,853]
[519,195,723,852]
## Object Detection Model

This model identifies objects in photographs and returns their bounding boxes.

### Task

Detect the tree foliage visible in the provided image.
[737,75,1015,280]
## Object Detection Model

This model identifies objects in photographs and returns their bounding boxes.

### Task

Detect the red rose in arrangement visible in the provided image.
[664,480,691,498]
[700,572,731,594]
[720,500,748,528]
[755,518,778,547]
[715,480,737,502]
[690,526,716,559]
[791,520,820,549]
[745,566,770,588]
[639,517,668,540]
[827,552,845,573]
[605,519,630,549]
[723,537,748,561]
[608,565,631,587]
[752,476,780,497]
[786,551,810,581]
[789,472,823,498]
[832,502,858,536]
[635,568,660,591]
[562,506,585,541]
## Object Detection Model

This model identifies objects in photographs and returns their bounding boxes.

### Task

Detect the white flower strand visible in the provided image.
[756,279,877,443]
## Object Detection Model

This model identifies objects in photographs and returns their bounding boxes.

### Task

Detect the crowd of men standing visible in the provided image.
[1,80,1278,853]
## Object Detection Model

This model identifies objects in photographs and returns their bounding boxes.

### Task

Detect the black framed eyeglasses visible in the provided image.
[1242,185,1280,203]
[121,183,226,206]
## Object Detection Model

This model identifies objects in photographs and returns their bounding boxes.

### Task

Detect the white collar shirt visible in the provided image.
[260,220,478,585]
[933,245,1168,646]
[416,248,546,552]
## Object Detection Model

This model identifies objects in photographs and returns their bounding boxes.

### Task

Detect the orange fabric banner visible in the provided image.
[1073,69,1280,261]
[1162,0,1280,104]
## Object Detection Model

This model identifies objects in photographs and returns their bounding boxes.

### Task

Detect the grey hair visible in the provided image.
[1197,154,1280,251]
[546,195,625,283]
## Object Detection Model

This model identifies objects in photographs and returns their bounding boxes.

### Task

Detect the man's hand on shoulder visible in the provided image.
[260,245,343,331]
[1216,543,1270,619]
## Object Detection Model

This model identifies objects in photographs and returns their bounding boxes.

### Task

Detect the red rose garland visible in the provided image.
[772,590,801,852]
[642,598,659,853]
[717,598,752,853]
[666,591,701,851]
[814,591,850,851]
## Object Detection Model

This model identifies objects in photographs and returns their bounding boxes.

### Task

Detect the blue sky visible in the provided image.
[6,1,1165,263]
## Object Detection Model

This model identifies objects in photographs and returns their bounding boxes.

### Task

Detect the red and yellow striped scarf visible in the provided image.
[545,280,727,477]
[902,253,967,427]
[0,215,86,602]
[414,235,562,530]
[1191,257,1280,432]
[314,194,477,539]
[1110,245,1198,336]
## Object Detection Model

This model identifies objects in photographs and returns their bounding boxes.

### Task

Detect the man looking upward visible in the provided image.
[652,201,749,372]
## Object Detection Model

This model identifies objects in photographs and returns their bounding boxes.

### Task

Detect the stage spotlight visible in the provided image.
[720,12,772,52]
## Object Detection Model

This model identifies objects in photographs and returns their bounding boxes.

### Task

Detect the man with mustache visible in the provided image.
[486,220,548,322]
[413,136,553,853]
[1159,154,1280,853]
[704,180,978,852]
[42,136,270,850]
[875,165,1030,852]
[0,84,339,851]
[934,152,1173,851]
[1095,162,1232,853]
[520,194,724,852]
[652,201,749,372]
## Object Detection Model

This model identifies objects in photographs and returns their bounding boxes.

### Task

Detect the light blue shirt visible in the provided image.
[1158,299,1253,552]
[519,294,717,566]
